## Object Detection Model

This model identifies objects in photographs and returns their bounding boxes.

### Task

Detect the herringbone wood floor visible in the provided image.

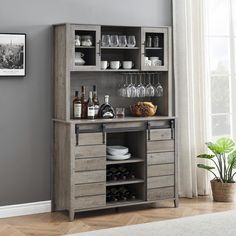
[0,197,235,236]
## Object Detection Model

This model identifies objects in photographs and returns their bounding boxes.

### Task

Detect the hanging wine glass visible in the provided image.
[145,73,155,97]
[156,73,163,97]
[129,73,137,97]
[119,74,128,97]
[136,73,145,97]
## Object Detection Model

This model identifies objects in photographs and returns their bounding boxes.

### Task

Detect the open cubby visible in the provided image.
[106,131,146,159]
[101,26,141,46]
[70,71,170,118]
[106,183,145,205]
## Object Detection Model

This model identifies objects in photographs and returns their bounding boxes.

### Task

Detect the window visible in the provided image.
[205,0,236,140]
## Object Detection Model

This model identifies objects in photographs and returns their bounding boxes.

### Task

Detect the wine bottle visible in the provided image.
[98,95,115,119]
[73,91,81,119]
[92,85,99,119]
[87,91,95,119]
[81,86,87,119]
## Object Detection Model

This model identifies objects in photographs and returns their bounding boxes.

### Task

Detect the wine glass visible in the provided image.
[127,36,136,47]
[118,35,127,47]
[110,35,119,47]
[126,73,136,98]
[119,74,125,97]
[145,73,155,97]
[156,73,164,97]
[101,35,111,47]
[136,73,146,97]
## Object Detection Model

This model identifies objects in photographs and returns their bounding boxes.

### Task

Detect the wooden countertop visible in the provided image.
[53,116,176,125]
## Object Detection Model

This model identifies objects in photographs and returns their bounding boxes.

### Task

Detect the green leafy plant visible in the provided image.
[197,137,236,183]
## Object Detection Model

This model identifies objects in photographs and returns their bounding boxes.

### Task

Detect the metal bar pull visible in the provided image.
[97,40,101,56]
[170,120,174,139]
[102,124,106,144]
[75,125,79,146]
[147,122,151,141]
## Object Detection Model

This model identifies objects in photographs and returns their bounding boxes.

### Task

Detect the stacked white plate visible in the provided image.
[107,145,131,160]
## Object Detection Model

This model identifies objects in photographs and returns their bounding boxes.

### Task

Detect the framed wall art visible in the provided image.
[0,33,26,77]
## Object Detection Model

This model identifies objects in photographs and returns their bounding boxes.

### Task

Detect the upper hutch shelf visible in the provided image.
[60,24,170,72]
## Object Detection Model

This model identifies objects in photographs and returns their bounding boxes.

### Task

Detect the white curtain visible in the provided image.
[172,0,210,197]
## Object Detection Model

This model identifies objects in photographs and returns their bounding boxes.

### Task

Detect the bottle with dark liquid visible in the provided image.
[81,86,87,119]
[87,91,95,119]
[73,91,81,119]
[92,85,99,119]
[98,95,115,119]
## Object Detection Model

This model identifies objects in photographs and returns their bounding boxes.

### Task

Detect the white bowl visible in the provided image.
[107,153,131,161]
[107,145,129,156]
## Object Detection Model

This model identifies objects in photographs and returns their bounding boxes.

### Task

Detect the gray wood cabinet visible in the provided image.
[53,118,178,221]
[52,23,177,221]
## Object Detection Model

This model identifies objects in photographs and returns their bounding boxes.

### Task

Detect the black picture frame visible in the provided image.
[0,33,26,77]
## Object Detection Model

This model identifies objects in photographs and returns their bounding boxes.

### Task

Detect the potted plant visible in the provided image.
[197,137,236,202]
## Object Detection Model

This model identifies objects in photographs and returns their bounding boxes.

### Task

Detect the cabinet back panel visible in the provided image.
[70,72,169,117]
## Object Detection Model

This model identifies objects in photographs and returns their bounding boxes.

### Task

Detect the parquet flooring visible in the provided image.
[0,197,236,236]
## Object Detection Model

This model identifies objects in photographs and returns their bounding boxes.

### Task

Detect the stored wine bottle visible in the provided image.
[73,91,81,119]
[87,91,95,119]
[98,95,115,119]
[92,85,99,119]
[81,86,87,119]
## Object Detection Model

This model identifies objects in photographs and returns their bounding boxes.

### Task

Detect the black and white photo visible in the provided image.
[0,33,26,76]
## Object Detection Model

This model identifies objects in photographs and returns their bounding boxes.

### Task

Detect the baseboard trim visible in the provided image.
[0,201,51,218]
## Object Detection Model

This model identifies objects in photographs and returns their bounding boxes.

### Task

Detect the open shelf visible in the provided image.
[106,157,144,165]
[106,179,144,186]
[75,46,95,49]
[102,69,139,72]
[145,47,163,50]
[101,47,139,50]
[106,199,143,207]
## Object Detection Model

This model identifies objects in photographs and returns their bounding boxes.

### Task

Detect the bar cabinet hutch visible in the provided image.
[52,23,177,221]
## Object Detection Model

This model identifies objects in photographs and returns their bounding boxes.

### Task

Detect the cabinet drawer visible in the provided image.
[149,129,172,141]
[74,183,105,197]
[148,164,174,177]
[75,157,105,171]
[147,152,174,165]
[74,170,105,184]
[148,175,174,189]
[79,132,104,146]
[147,140,174,153]
[75,145,106,158]
[73,195,106,210]
[147,187,174,201]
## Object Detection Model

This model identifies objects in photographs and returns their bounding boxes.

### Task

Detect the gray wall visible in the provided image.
[0,0,172,206]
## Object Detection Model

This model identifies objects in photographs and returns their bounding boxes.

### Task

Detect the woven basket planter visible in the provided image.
[211,180,236,202]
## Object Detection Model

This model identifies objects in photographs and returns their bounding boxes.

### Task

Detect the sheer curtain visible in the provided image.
[172,0,210,197]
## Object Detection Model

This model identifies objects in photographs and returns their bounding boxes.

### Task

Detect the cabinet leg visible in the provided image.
[174,199,179,208]
[69,210,75,221]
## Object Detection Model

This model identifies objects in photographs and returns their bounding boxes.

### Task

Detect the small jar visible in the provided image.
[153,35,159,48]
[146,36,152,47]
[81,35,93,47]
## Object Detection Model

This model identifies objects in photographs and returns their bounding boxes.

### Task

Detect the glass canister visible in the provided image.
[81,35,93,46]
[146,36,152,47]
[153,35,159,48]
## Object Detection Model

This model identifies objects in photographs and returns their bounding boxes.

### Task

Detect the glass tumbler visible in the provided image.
[101,35,111,47]
[115,108,125,118]
[110,35,119,47]
[118,35,127,47]
[127,36,136,47]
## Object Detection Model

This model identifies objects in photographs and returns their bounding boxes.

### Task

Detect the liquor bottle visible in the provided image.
[92,85,99,119]
[98,95,115,119]
[73,91,81,119]
[81,86,87,119]
[87,91,95,119]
